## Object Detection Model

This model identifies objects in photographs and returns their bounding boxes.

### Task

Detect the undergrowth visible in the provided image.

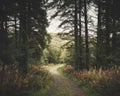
[60,65,120,96]
[0,64,53,96]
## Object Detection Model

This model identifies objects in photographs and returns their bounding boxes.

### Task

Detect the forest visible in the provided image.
[0,0,120,96]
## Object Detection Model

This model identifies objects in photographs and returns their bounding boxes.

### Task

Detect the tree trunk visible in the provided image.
[0,64,5,90]
[105,0,111,68]
[19,1,28,77]
[14,15,18,48]
[0,2,5,91]
[84,0,89,70]
[78,0,83,70]
[96,0,102,69]
[74,0,79,70]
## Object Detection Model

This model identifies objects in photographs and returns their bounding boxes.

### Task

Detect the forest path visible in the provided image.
[45,64,87,96]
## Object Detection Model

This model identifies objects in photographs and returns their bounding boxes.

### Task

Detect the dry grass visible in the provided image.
[63,65,120,96]
[0,64,52,96]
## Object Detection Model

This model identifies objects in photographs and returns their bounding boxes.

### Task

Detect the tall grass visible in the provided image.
[0,64,52,96]
[62,65,120,96]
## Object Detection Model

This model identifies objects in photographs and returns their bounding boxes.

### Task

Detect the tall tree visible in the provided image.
[84,0,89,70]
[0,0,49,91]
[105,0,111,67]
[96,0,102,69]
[78,0,83,69]
[74,0,79,70]
[0,0,11,91]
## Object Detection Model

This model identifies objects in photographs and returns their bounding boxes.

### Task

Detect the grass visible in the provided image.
[0,64,53,96]
[23,79,53,96]
[59,65,120,96]
[21,64,54,96]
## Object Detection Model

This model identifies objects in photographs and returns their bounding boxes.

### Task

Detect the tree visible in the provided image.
[84,0,89,70]
[96,0,103,69]
[78,0,83,69]
[94,0,120,68]
[74,0,79,70]
[47,0,120,69]
[0,0,49,94]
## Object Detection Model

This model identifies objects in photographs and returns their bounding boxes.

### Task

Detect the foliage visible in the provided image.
[47,0,120,70]
[41,33,68,64]
[42,33,96,66]
[58,33,75,64]
[62,65,120,96]
[95,0,120,68]
[0,0,50,95]
[0,65,52,96]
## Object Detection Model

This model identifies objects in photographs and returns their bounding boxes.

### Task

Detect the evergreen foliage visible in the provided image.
[47,0,120,69]
[0,0,50,95]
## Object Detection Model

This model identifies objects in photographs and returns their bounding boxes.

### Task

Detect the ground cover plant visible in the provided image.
[0,64,53,96]
[61,65,120,96]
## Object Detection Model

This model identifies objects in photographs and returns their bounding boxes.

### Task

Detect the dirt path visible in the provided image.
[46,65,87,96]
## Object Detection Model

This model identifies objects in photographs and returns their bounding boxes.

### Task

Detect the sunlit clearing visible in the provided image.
[49,64,65,75]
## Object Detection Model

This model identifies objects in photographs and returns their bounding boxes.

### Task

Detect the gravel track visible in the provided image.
[46,65,87,96]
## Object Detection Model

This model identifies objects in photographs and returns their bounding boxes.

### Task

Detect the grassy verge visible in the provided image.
[22,65,54,96]
[0,64,53,96]
[58,65,120,96]
[23,78,53,96]
[58,65,96,96]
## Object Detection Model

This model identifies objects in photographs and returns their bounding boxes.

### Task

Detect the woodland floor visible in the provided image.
[45,65,87,96]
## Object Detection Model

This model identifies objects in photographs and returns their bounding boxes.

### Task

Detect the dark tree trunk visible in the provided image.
[0,64,5,90]
[0,2,8,93]
[0,2,5,90]
[78,0,83,70]
[14,16,18,48]
[74,0,79,70]
[96,0,102,69]
[112,19,117,49]
[84,0,89,70]
[19,1,28,77]
[105,0,111,67]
